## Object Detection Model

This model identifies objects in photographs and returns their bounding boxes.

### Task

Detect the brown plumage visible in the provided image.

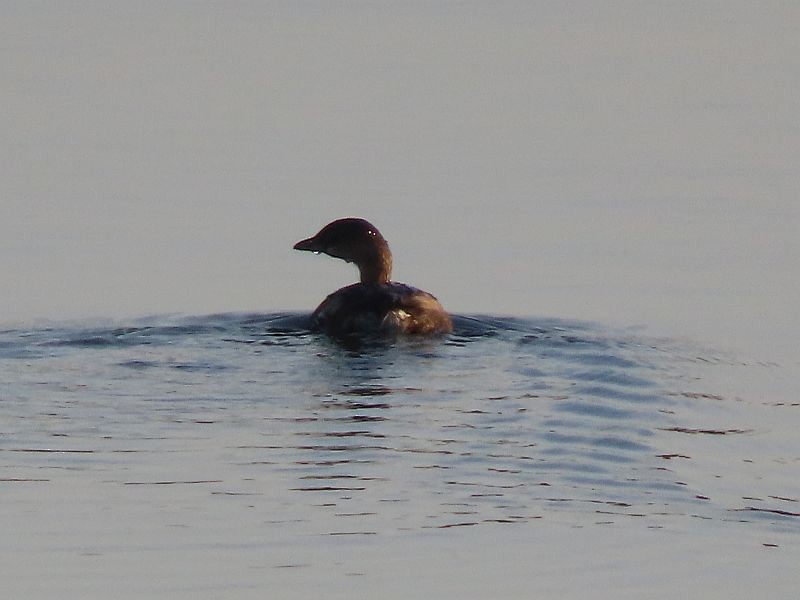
[293,218,452,337]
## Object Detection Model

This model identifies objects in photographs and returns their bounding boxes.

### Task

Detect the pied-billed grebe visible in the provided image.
[293,218,452,336]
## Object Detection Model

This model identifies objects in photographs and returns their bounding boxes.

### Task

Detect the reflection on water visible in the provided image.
[2,312,797,540]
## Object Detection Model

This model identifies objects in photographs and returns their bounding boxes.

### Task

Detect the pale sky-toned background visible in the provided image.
[2,2,798,360]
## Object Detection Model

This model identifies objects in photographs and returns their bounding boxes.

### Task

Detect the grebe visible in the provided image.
[293,218,452,337]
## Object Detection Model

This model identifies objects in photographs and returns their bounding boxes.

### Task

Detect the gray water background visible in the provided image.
[1,3,799,598]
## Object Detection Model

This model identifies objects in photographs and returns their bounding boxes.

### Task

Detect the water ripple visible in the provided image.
[1,312,797,537]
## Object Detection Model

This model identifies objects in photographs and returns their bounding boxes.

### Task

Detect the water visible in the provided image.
[2,313,797,598]
[2,5,799,595]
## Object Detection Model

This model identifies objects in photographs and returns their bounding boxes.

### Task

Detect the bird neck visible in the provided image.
[357,244,392,284]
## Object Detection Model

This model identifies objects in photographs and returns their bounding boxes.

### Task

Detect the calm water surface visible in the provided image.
[1,313,797,598]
